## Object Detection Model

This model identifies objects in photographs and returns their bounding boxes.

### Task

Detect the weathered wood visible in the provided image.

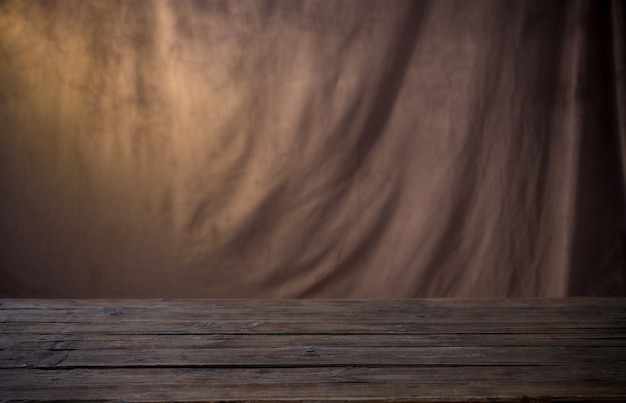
[3,332,626,351]
[0,299,624,402]
[3,345,624,368]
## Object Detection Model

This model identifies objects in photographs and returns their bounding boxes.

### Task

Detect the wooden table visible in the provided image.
[0,299,625,402]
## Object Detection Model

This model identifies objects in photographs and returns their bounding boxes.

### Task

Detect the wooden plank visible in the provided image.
[1,300,622,335]
[2,307,624,323]
[3,382,626,402]
[0,320,622,335]
[1,365,624,386]
[1,298,623,309]
[2,345,624,369]
[1,299,623,319]
[0,302,622,337]
[3,332,625,351]
[1,367,625,401]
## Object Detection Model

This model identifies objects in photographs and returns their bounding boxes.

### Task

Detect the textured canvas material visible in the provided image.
[0,0,624,297]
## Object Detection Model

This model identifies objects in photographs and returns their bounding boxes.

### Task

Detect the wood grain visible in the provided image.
[0,299,624,402]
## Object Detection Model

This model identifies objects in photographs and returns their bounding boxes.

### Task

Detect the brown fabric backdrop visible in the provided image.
[0,0,624,298]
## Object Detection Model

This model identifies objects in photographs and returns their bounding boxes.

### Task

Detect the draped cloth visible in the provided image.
[0,0,624,297]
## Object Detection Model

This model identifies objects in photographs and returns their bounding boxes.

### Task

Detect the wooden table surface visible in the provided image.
[0,298,625,402]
